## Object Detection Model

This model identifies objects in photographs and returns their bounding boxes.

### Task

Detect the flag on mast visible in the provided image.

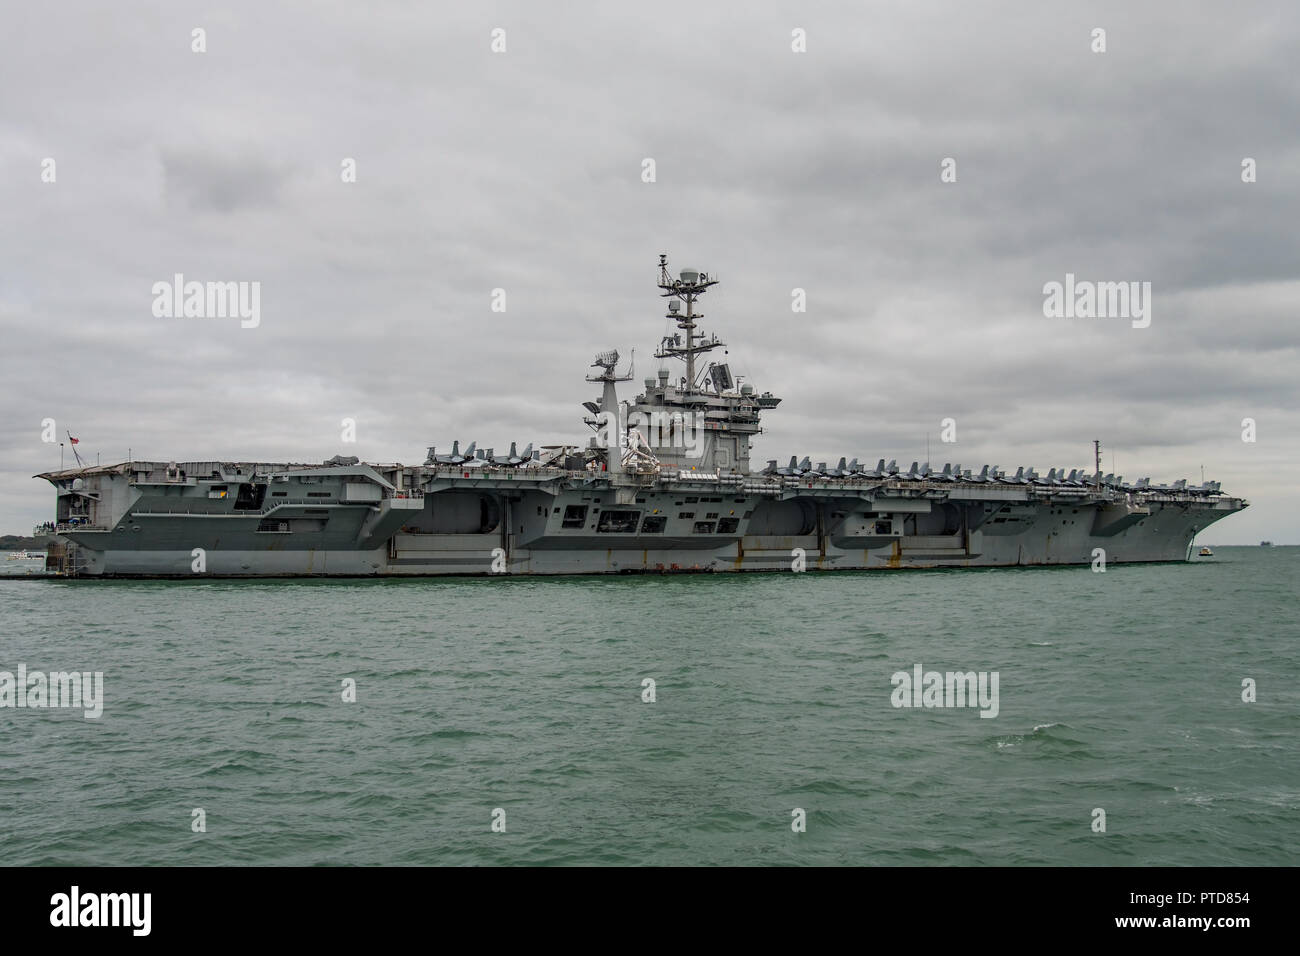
[67,431,84,468]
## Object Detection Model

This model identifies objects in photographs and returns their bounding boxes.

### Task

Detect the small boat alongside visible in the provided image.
[1,551,46,575]
[1198,546,1213,556]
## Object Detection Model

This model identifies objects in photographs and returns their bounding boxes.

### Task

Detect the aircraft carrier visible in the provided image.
[36,256,1247,577]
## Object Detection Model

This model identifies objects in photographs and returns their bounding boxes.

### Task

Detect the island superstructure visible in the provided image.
[36,255,1247,577]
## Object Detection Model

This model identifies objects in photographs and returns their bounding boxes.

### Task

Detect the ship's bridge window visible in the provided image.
[562,505,587,528]
[678,511,695,519]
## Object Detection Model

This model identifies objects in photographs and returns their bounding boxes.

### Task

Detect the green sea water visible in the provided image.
[1,547,1296,866]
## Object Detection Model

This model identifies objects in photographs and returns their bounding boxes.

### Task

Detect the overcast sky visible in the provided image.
[2,1,1296,544]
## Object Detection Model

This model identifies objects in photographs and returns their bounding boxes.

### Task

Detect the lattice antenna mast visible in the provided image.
[654,254,723,392]
[586,349,633,383]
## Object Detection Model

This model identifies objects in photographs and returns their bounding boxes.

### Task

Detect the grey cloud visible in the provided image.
[0,0,1296,545]
[160,148,295,213]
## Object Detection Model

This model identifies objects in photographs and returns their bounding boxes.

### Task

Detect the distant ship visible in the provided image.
[3,548,45,574]
[36,256,1249,577]
[1198,547,1213,556]
[1260,541,1273,547]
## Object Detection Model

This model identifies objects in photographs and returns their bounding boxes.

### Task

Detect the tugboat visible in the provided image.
[1198,546,1213,556]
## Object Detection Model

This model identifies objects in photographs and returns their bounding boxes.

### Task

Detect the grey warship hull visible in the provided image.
[36,257,1247,577]
[38,469,1242,578]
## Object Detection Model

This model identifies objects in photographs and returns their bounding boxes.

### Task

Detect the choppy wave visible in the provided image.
[0,546,1296,865]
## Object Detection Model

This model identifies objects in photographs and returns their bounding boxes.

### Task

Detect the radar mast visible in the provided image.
[654,254,724,393]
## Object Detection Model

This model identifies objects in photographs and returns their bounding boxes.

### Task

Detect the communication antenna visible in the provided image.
[654,253,724,394]
[587,348,633,383]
